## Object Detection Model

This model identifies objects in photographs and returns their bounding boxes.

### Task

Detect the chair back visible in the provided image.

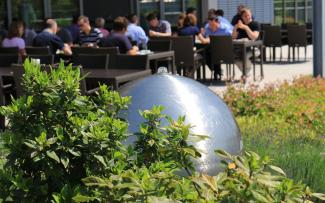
[75,54,109,69]
[115,54,149,70]
[25,46,51,55]
[0,47,19,54]
[25,54,54,65]
[72,47,119,69]
[147,39,172,52]
[0,54,19,67]
[209,35,235,65]
[263,25,282,47]
[287,25,307,47]
[171,36,194,67]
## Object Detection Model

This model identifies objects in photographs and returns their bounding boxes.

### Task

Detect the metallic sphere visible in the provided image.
[119,73,242,175]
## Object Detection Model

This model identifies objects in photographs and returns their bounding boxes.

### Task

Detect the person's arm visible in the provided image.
[232,24,239,39]
[127,45,138,55]
[236,20,259,40]
[62,43,72,55]
[198,33,209,44]
[149,30,171,37]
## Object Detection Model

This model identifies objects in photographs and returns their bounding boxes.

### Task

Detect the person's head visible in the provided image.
[112,16,128,33]
[127,13,138,24]
[78,15,91,33]
[207,9,216,19]
[240,8,253,24]
[44,18,58,34]
[177,13,186,28]
[8,20,24,38]
[95,17,105,28]
[215,9,224,17]
[237,4,246,14]
[186,7,197,16]
[183,14,197,27]
[146,13,159,28]
[208,15,220,30]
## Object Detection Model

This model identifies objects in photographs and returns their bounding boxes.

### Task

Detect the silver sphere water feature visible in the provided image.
[119,72,242,175]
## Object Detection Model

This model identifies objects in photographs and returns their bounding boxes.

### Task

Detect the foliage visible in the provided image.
[0,61,323,202]
[0,60,131,201]
[223,76,325,193]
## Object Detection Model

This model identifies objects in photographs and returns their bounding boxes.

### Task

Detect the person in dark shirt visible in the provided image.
[33,18,72,56]
[146,13,172,37]
[57,26,73,46]
[231,4,246,25]
[78,15,103,47]
[100,16,138,55]
[66,15,80,44]
[232,8,260,40]
[178,14,199,39]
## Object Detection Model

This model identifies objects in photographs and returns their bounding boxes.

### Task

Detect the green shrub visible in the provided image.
[0,60,323,202]
[223,77,325,193]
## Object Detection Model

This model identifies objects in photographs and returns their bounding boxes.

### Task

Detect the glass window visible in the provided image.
[0,0,6,27]
[284,8,295,23]
[139,0,160,32]
[164,0,182,26]
[274,0,283,25]
[11,0,44,29]
[297,8,305,24]
[51,0,79,26]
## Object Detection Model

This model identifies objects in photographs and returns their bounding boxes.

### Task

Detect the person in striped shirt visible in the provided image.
[77,15,103,47]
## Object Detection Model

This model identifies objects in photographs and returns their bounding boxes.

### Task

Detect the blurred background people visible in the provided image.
[146,13,172,37]
[95,17,109,38]
[78,15,103,47]
[126,14,148,50]
[2,20,26,57]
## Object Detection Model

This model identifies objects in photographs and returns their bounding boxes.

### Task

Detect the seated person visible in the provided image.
[146,13,172,37]
[178,14,200,39]
[232,8,260,76]
[95,17,109,38]
[198,16,232,80]
[126,14,148,49]
[2,20,26,57]
[232,8,260,41]
[78,15,103,47]
[99,16,138,55]
[33,18,72,56]
[57,26,73,47]
[215,9,234,34]
[231,4,246,25]
[198,16,232,44]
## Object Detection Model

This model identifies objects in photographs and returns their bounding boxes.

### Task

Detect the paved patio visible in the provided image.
[206,45,313,95]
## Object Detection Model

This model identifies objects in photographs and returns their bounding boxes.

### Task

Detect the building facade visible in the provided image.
[0,0,313,31]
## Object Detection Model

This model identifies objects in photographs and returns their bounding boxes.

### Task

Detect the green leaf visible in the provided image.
[269,165,286,176]
[61,157,69,169]
[72,194,97,202]
[46,151,60,163]
[94,155,107,168]
[251,190,271,203]
[312,193,325,200]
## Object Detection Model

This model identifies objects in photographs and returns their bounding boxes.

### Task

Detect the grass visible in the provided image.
[223,76,325,193]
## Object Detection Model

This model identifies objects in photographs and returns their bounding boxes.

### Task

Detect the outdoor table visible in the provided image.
[233,39,264,80]
[84,68,152,90]
[138,50,176,74]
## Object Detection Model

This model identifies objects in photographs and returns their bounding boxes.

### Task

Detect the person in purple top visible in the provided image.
[100,16,138,55]
[2,20,26,57]
[95,17,109,38]
[66,15,80,44]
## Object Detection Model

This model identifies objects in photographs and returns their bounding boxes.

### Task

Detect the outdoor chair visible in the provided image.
[263,25,283,62]
[25,46,51,55]
[0,54,19,67]
[287,25,307,61]
[209,36,236,81]
[24,54,54,65]
[147,39,172,52]
[171,36,204,78]
[0,47,19,54]
[75,54,109,69]
[115,54,149,70]
[72,47,119,69]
